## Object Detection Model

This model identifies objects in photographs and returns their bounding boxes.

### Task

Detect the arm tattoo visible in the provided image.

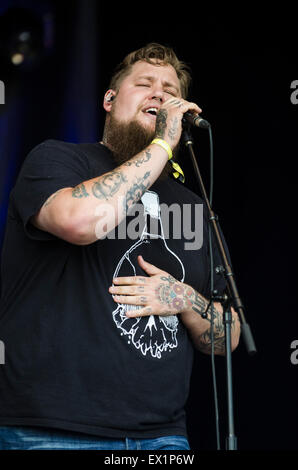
[91,170,128,200]
[168,117,179,141]
[190,291,206,315]
[124,171,151,213]
[72,183,89,198]
[155,277,235,354]
[192,297,236,354]
[197,305,227,354]
[187,290,232,354]
[124,150,152,167]
[155,109,168,139]
[71,151,151,203]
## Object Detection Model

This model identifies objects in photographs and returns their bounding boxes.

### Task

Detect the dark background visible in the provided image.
[0,1,297,450]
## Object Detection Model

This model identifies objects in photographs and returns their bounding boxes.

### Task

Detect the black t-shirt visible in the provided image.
[0,140,228,438]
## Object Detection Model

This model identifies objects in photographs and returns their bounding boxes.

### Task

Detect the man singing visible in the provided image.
[0,43,240,450]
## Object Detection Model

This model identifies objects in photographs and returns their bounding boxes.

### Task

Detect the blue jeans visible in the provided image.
[0,426,190,450]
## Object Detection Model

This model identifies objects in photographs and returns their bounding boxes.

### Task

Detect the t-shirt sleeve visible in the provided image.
[11,140,91,241]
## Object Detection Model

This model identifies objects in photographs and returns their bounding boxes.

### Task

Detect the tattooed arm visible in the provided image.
[110,256,241,356]
[178,289,241,355]
[31,149,162,245]
[31,98,200,245]
[30,156,152,244]
[153,273,240,355]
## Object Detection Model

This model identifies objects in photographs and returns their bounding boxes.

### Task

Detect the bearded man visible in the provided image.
[0,43,240,450]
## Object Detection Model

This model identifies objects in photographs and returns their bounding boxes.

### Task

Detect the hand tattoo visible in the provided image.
[156,278,236,354]
[155,275,193,313]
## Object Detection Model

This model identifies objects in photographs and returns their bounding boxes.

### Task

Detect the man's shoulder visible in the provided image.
[24,139,110,166]
[29,139,88,156]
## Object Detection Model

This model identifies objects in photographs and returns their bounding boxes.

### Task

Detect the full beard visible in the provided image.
[102,111,179,181]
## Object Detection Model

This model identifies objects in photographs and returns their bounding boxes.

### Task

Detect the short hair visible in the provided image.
[108,43,192,99]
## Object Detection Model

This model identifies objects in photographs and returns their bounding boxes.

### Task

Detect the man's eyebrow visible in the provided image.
[135,75,180,94]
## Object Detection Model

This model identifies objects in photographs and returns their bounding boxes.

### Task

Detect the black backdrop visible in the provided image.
[0,1,297,450]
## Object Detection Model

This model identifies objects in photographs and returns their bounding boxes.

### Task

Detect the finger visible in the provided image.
[167,99,184,108]
[137,255,163,276]
[163,98,202,114]
[112,295,148,305]
[112,275,147,285]
[186,101,202,114]
[177,102,202,117]
[109,285,145,295]
[126,306,154,318]
[125,307,180,318]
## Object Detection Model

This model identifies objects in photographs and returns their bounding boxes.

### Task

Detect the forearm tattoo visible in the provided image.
[124,171,151,213]
[155,109,168,139]
[71,151,152,210]
[71,170,127,200]
[91,171,128,200]
[193,296,236,354]
[168,117,179,141]
[196,303,226,354]
[155,276,235,354]
[123,150,152,167]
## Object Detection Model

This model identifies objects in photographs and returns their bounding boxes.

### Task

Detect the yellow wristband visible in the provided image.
[151,138,173,160]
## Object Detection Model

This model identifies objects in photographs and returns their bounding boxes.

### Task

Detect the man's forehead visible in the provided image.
[129,60,180,89]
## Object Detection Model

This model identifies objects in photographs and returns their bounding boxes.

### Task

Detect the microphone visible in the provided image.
[183,112,210,129]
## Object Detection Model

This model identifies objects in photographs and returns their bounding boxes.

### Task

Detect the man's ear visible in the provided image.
[103,89,116,112]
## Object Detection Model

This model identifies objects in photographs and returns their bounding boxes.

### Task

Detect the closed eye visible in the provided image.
[165,90,177,97]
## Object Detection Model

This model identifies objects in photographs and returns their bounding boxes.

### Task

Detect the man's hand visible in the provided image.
[109,255,241,355]
[109,255,194,318]
[155,98,202,150]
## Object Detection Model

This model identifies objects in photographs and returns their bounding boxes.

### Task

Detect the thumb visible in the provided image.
[137,255,163,276]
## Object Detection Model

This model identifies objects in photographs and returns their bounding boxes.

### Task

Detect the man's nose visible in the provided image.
[151,88,164,103]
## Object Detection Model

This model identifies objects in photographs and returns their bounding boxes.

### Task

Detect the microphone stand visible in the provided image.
[181,125,257,451]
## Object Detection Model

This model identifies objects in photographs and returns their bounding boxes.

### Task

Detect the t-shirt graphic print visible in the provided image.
[111,190,185,359]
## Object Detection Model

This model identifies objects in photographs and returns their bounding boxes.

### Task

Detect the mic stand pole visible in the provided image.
[181,126,257,450]
[223,298,237,450]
